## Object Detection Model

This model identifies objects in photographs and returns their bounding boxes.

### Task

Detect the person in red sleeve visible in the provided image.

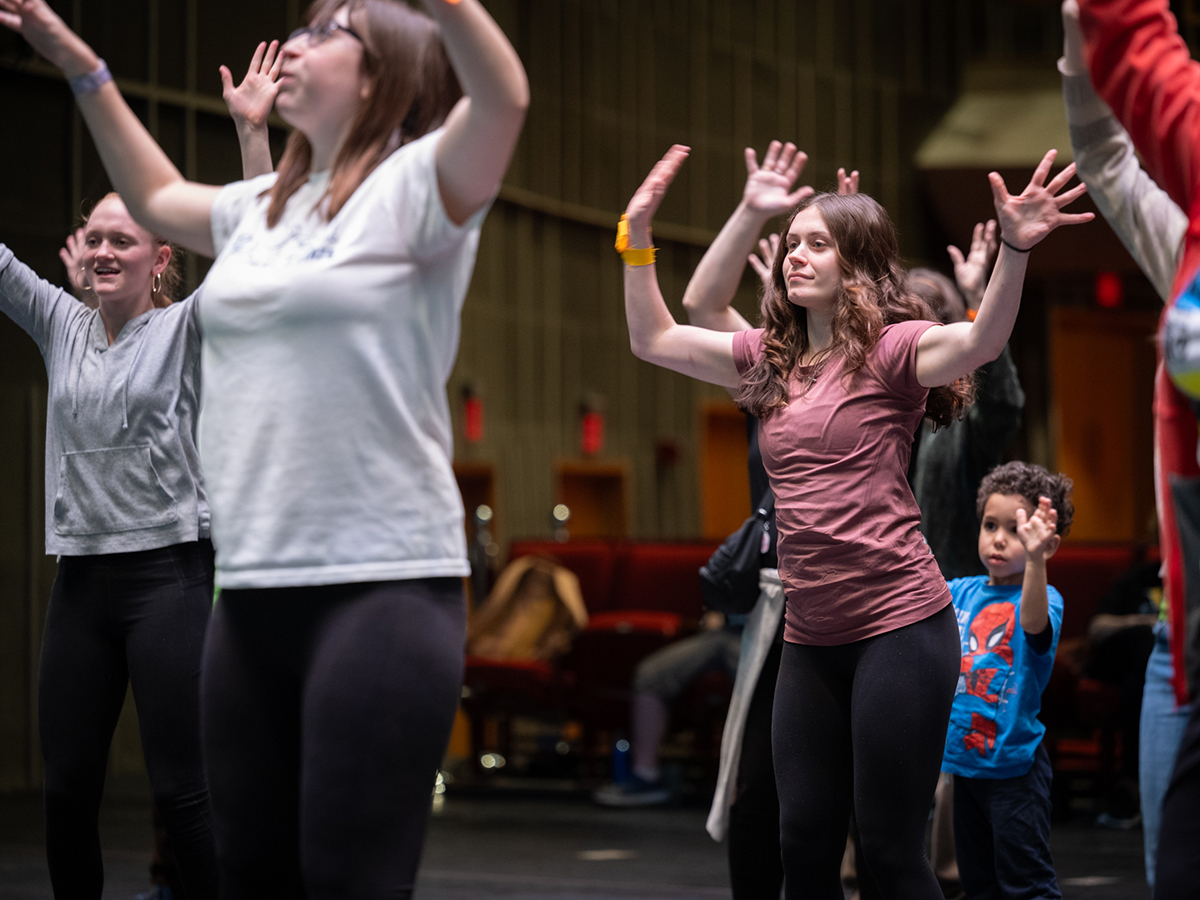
[1078,1,1200,894]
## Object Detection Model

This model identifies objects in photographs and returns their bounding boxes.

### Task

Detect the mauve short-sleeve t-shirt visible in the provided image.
[733,320,952,645]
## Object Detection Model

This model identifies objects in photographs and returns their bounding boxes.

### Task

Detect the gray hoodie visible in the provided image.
[0,245,207,555]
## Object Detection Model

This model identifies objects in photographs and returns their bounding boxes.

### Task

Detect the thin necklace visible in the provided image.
[802,359,826,390]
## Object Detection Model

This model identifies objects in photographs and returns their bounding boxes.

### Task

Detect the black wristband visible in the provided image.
[1000,235,1032,253]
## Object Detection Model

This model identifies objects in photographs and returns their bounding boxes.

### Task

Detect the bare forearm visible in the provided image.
[75,86,217,252]
[235,120,274,179]
[1020,556,1050,634]
[965,244,1027,366]
[625,264,681,359]
[682,200,765,331]
[424,0,528,127]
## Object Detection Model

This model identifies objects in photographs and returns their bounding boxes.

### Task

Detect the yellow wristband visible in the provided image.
[616,215,656,266]
[621,247,657,266]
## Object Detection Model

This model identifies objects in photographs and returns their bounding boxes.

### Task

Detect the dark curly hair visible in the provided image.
[976,461,1074,536]
[735,192,974,428]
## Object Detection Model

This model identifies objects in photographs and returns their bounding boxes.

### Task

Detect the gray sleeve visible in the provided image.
[0,244,78,357]
[1062,69,1187,302]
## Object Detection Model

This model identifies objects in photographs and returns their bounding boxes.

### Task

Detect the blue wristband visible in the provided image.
[69,60,112,97]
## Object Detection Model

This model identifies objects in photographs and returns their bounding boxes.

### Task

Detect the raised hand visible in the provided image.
[947,219,998,309]
[742,141,813,216]
[624,144,690,240]
[836,167,859,195]
[747,233,780,287]
[0,0,61,55]
[58,226,89,295]
[220,41,282,131]
[0,0,94,76]
[990,150,1094,251]
[1016,496,1059,560]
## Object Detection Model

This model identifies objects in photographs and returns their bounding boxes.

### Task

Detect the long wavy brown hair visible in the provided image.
[266,0,462,228]
[736,192,974,428]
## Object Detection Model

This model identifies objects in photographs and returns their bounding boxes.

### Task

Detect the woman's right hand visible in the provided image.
[0,0,96,76]
[220,41,282,131]
[623,144,690,245]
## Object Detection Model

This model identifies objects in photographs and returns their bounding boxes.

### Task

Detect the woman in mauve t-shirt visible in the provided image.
[618,144,1090,899]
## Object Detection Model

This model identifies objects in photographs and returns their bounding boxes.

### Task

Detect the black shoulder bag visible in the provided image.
[699,490,775,615]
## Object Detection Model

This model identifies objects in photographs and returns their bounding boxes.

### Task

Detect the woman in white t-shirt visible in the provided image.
[0,0,527,894]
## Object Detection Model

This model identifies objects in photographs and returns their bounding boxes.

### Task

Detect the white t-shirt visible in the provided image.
[202,129,483,588]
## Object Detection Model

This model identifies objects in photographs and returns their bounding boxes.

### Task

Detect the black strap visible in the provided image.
[755,488,774,517]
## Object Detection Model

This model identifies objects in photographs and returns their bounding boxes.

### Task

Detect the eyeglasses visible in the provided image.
[286,20,363,47]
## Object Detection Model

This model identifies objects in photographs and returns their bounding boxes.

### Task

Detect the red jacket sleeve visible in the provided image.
[1080,0,1200,218]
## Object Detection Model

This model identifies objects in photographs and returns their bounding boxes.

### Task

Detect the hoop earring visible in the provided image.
[152,272,162,294]
[78,267,92,292]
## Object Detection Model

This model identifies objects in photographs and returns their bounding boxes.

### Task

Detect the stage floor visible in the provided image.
[0,778,1148,899]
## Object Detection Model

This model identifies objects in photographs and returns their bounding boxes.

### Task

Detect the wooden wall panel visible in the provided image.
[454,0,978,543]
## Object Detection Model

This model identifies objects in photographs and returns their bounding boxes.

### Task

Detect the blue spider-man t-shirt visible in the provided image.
[941,576,1063,779]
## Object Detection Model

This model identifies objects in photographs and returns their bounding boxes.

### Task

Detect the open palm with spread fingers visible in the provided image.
[990,150,1093,251]
[220,40,282,130]
[741,141,813,217]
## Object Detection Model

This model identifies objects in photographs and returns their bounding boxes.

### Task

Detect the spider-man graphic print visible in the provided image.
[942,577,1064,779]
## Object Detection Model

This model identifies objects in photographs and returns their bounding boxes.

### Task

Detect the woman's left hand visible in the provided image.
[989,149,1094,251]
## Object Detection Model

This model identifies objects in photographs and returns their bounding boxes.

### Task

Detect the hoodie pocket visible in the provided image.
[54,446,179,536]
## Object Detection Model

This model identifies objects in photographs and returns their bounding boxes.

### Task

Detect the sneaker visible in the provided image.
[592,774,670,807]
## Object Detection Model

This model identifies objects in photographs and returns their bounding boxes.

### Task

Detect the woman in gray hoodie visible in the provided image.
[1,194,216,898]
[0,44,282,900]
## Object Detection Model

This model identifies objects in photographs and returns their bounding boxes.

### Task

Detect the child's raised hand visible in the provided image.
[1016,496,1059,559]
[835,167,859,195]
[989,149,1093,252]
[220,41,282,131]
[742,142,813,216]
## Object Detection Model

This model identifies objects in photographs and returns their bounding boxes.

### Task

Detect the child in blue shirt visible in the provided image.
[943,460,1074,900]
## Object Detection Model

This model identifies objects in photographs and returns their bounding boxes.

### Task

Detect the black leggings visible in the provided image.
[728,637,784,899]
[39,541,217,900]
[773,604,960,900]
[1155,699,1200,897]
[201,578,467,900]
